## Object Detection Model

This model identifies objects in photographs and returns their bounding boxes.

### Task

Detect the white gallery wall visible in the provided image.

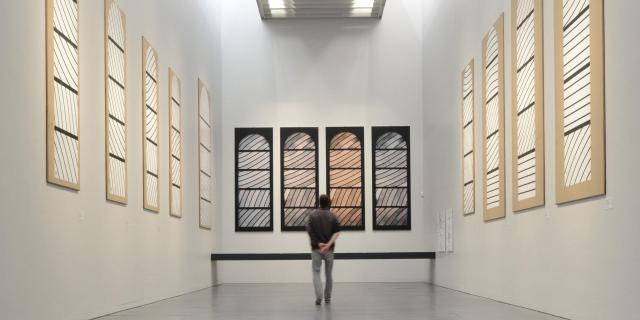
[0,0,221,319]
[215,0,431,283]
[422,0,640,319]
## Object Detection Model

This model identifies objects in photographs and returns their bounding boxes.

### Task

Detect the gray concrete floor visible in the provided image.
[97,283,564,320]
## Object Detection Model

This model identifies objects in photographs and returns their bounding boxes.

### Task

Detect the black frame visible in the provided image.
[372,126,411,230]
[325,127,365,231]
[280,127,319,231]
[235,128,274,232]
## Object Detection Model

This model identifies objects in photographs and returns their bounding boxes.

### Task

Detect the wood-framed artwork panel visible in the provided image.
[198,79,213,230]
[105,0,127,204]
[46,0,80,190]
[461,60,475,216]
[554,0,605,204]
[482,14,506,221]
[280,127,319,232]
[326,127,365,231]
[372,126,411,231]
[169,68,182,218]
[235,128,274,232]
[511,0,545,211]
[142,37,159,212]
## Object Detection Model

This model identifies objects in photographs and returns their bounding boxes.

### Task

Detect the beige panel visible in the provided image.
[142,37,159,212]
[482,14,506,221]
[554,0,606,204]
[198,79,212,230]
[461,59,475,215]
[511,0,545,211]
[46,0,81,190]
[169,68,182,218]
[105,0,128,204]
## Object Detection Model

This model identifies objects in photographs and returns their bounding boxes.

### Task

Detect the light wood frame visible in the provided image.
[461,59,475,216]
[169,68,183,218]
[511,0,545,211]
[482,14,506,221]
[554,0,605,204]
[105,0,128,204]
[142,37,159,212]
[46,0,81,190]
[198,79,212,230]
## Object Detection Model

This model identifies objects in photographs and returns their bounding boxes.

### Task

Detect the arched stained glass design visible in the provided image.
[326,127,365,230]
[235,128,273,231]
[372,126,411,230]
[281,128,319,231]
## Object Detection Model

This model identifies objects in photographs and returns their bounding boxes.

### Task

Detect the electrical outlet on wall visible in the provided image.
[78,210,85,222]
[605,197,614,211]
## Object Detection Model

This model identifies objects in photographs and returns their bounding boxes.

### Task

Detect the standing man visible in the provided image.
[306,194,340,305]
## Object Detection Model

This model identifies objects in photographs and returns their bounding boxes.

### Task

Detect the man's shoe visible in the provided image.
[325,298,331,304]
[315,299,322,305]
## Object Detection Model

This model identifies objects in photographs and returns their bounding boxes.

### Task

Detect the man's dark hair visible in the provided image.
[318,194,331,209]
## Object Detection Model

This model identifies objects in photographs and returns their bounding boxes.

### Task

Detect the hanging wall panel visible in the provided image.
[198,80,213,229]
[235,128,273,232]
[105,0,127,203]
[142,38,159,212]
[326,127,365,230]
[511,0,545,211]
[554,0,605,203]
[372,126,411,230]
[482,14,506,221]
[46,0,80,190]
[169,69,182,217]
[281,127,319,231]
[461,60,475,215]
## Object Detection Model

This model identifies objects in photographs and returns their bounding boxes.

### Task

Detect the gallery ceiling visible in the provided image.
[256,0,386,19]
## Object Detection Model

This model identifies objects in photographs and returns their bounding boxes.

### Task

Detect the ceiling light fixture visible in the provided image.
[257,0,386,19]
[352,0,374,17]
[353,0,374,8]
[268,0,286,9]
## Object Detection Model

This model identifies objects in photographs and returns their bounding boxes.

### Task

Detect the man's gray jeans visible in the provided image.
[311,250,334,301]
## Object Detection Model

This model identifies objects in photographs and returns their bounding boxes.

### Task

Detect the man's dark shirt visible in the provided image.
[306,209,340,250]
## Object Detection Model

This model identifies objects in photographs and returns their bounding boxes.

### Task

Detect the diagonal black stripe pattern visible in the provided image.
[373,129,410,229]
[514,0,538,201]
[143,45,159,208]
[199,85,213,228]
[327,130,364,228]
[170,73,182,215]
[485,25,502,210]
[561,0,593,187]
[50,0,79,186]
[106,2,127,199]
[281,128,318,230]
[462,62,475,214]
[236,132,272,229]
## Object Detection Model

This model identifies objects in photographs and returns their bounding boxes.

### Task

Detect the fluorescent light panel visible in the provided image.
[259,0,385,19]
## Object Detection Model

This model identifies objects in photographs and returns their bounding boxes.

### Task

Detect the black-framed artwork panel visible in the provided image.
[281,127,319,231]
[235,128,274,232]
[372,126,411,230]
[326,127,365,231]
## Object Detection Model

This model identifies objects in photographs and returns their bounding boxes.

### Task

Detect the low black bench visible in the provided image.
[211,252,435,261]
